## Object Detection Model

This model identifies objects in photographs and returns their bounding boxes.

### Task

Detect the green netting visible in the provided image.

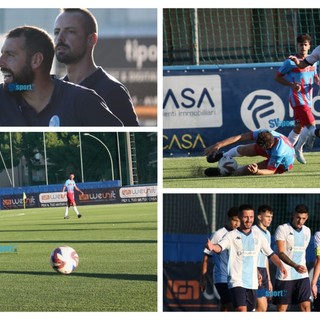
[163,8,320,66]
[163,193,320,235]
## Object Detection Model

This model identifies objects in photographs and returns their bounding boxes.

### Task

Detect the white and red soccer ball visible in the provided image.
[50,246,79,274]
[218,156,238,176]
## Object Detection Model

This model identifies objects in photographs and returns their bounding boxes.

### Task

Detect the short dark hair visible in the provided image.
[257,204,274,216]
[256,131,275,149]
[227,206,239,218]
[61,8,98,35]
[297,34,311,44]
[6,26,54,73]
[238,204,254,217]
[295,204,309,214]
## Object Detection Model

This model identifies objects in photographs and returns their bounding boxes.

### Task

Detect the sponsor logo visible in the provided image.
[7,83,33,92]
[241,90,285,131]
[0,244,17,253]
[79,191,117,201]
[163,75,222,129]
[120,186,157,198]
[39,192,67,203]
[166,280,200,300]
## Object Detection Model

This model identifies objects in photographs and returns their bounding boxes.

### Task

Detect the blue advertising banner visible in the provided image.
[163,63,320,156]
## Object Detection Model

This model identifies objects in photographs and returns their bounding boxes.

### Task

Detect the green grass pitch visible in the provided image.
[0,203,157,312]
[163,152,320,188]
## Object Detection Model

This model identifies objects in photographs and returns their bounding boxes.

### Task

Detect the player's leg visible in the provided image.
[72,201,82,218]
[287,121,302,146]
[64,205,69,219]
[273,279,291,311]
[294,106,316,162]
[229,287,250,312]
[256,268,269,312]
[215,283,233,311]
[296,278,311,311]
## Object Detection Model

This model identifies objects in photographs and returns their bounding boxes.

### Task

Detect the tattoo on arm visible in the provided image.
[278,252,297,268]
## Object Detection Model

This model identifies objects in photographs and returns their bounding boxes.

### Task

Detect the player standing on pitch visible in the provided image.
[252,205,274,312]
[200,206,240,311]
[206,204,287,312]
[53,8,139,126]
[275,34,320,164]
[62,173,84,219]
[273,204,311,312]
[311,231,320,311]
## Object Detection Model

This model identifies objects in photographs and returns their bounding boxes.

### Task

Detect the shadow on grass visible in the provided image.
[0,270,157,281]
[0,239,156,244]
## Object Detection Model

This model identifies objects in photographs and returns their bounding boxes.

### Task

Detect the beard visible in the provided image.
[55,43,87,65]
[2,64,35,94]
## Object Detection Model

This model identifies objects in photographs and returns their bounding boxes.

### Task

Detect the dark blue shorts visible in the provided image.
[229,287,257,311]
[273,278,311,305]
[257,267,270,298]
[215,283,232,305]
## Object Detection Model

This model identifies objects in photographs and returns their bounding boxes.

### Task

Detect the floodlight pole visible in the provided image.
[84,133,114,181]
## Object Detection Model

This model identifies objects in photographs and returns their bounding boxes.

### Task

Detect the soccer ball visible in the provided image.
[50,246,79,274]
[218,156,238,176]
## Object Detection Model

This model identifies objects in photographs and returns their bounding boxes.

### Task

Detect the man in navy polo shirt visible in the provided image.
[53,8,139,126]
[0,25,123,126]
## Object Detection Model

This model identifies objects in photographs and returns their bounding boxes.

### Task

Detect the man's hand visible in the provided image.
[294,264,307,274]
[289,55,300,66]
[247,163,258,174]
[204,144,220,158]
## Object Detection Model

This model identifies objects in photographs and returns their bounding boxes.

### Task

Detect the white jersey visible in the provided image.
[274,222,310,281]
[314,231,320,291]
[252,225,271,268]
[204,226,229,283]
[306,45,320,65]
[217,227,273,289]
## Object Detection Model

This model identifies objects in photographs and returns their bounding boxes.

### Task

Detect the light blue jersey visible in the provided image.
[275,222,310,281]
[217,227,273,289]
[64,179,76,193]
[252,225,271,268]
[204,226,230,283]
[277,59,317,108]
[314,231,320,292]
[252,130,295,171]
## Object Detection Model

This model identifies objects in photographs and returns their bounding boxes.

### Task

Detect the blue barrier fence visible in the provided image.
[163,63,320,156]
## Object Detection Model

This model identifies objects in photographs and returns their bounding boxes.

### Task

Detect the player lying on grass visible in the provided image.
[203,130,295,176]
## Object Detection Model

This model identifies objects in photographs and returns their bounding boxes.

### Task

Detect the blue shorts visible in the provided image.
[273,278,311,305]
[229,287,257,311]
[257,267,269,298]
[215,283,232,305]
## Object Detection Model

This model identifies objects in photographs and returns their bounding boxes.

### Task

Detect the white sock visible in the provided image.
[224,146,242,158]
[73,206,80,216]
[287,130,300,146]
[64,207,69,217]
[295,127,309,151]
[308,125,316,136]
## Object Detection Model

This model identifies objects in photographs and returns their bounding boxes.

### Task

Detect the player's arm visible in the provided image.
[276,240,307,273]
[266,256,273,292]
[274,72,301,92]
[75,185,84,194]
[269,253,287,279]
[204,132,252,157]
[200,254,209,292]
[62,185,66,193]
[288,55,310,69]
[311,255,320,299]
[247,163,276,175]
[206,239,222,253]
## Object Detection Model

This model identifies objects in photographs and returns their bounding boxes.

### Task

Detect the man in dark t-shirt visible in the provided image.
[0,25,122,127]
[54,8,139,126]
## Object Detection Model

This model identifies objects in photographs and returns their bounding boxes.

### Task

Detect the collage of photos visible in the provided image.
[2,4,320,319]
[0,7,157,315]
[163,7,320,315]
